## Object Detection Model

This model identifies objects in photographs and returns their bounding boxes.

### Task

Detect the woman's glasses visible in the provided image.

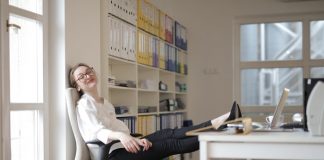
[76,67,94,82]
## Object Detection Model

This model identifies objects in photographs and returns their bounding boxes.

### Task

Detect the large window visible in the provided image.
[235,14,324,112]
[1,0,47,159]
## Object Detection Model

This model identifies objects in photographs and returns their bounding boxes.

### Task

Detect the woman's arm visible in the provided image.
[77,98,152,153]
[98,129,151,153]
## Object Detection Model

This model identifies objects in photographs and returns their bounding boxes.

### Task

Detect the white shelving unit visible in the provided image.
[100,0,188,138]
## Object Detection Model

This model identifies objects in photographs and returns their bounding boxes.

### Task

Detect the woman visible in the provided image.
[69,63,230,160]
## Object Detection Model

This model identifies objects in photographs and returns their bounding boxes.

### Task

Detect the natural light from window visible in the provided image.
[10,111,39,160]
[9,0,43,15]
[240,22,303,107]
[9,14,43,103]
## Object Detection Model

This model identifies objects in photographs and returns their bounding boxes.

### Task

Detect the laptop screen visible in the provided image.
[270,88,290,128]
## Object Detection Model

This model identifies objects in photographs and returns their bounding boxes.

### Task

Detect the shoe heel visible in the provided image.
[217,101,242,130]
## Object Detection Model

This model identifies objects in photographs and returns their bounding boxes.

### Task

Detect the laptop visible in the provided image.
[252,88,291,132]
[225,88,291,132]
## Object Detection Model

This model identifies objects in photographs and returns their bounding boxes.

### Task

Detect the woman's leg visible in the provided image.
[109,137,199,160]
[144,120,211,142]
[143,112,230,142]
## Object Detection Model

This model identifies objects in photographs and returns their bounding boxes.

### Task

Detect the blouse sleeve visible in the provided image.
[76,99,114,144]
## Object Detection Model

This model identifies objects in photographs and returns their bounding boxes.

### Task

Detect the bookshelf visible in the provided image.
[101,0,188,159]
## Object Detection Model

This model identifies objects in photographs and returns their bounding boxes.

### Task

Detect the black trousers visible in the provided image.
[104,120,211,160]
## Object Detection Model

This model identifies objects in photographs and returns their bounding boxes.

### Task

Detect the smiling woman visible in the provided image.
[68,62,232,160]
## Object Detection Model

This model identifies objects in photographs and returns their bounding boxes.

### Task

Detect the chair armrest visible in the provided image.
[131,133,143,138]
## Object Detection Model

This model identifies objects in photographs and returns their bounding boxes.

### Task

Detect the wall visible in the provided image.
[65,0,101,71]
[49,0,100,159]
[65,0,100,159]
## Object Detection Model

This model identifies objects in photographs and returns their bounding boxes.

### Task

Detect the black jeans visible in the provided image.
[105,120,211,160]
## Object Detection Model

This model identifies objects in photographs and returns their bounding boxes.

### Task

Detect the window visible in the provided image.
[234,14,324,113]
[310,20,324,60]
[1,0,47,159]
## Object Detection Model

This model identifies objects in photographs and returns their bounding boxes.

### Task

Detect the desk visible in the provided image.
[198,131,324,160]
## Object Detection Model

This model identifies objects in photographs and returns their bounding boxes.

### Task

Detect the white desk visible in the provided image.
[198,131,324,160]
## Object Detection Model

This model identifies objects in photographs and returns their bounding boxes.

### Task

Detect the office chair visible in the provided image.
[65,88,100,160]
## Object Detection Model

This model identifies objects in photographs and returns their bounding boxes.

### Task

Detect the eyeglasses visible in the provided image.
[76,67,94,82]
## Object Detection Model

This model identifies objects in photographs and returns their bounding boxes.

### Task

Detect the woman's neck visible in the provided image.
[85,89,103,103]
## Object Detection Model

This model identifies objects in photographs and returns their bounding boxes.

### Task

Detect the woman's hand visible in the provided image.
[119,133,141,153]
[118,133,153,153]
[137,138,152,151]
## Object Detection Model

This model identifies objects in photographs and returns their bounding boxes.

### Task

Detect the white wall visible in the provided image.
[49,0,100,159]
[65,0,101,71]
[65,0,100,159]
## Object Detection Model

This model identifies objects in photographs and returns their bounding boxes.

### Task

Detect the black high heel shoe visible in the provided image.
[217,101,242,130]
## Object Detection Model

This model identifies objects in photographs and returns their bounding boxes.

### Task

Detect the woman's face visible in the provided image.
[73,66,98,92]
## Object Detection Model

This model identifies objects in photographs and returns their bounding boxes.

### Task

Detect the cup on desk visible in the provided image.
[266,115,284,127]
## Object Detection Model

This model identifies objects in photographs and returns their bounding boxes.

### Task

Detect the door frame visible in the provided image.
[0,0,10,159]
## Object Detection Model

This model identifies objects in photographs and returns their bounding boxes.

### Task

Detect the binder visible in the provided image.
[116,18,121,58]
[121,22,128,60]
[107,0,137,25]
[137,0,144,28]
[137,30,143,64]
[175,21,188,51]
[112,17,119,57]
[148,35,153,66]
[144,32,149,65]
[177,50,186,74]
[153,37,159,68]
[181,25,187,50]
[130,26,137,61]
[108,16,114,56]
[165,15,174,44]
[175,49,179,73]
[164,44,169,71]
[175,21,181,49]
[153,7,160,36]
[159,40,166,69]
[159,10,166,40]
[184,52,188,75]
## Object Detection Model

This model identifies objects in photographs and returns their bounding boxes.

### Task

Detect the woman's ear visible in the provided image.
[77,87,81,92]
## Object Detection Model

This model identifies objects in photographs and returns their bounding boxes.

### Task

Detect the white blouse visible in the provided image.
[76,93,130,145]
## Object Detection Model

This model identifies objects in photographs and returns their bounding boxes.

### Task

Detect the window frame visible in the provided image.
[0,0,49,159]
[0,2,3,159]
[233,12,324,114]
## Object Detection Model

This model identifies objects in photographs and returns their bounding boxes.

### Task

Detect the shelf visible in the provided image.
[109,56,137,65]
[160,68,176,75]
[108,12,136,27]
[159,110,187,115]
[109,85,137,91]
[138,112,158,116]
[138,63,159,71]
[175,72,187,77]
[159,91,174,94]
[138,88,159,92]
[116,113,137,118]
[175,92,187,95]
